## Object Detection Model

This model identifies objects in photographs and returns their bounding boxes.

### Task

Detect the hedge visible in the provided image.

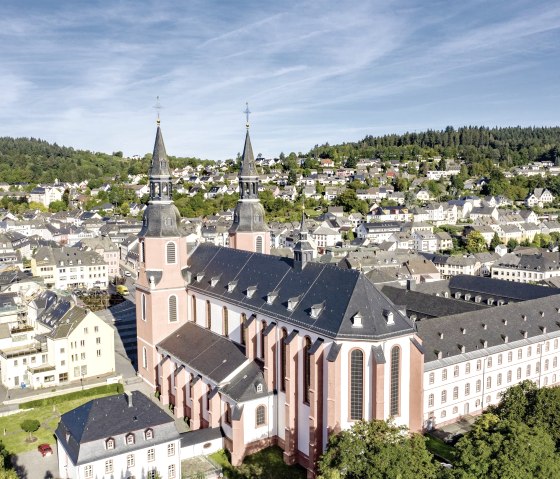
[20,383,124,409]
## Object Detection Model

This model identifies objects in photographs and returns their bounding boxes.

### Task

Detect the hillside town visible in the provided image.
[0,123,559,479]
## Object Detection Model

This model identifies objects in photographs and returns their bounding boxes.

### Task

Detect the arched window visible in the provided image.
[106,438,115,450]
[429,372,434,384]
[222,307,229,337]
[225,403,232,425]
[256,405,266,426]
[206,384,212,410]
[168,296,177,322]
[465,383,470,395]
[141,294,146,321]
[260,321,267,359]
[453,386,458,400]
[141,241,145,263]
[206,301,211,329]
[256,236,263,254]
[350,349,364,420]
[428,394,434,407]
[166,242,176,264]
[390,346,400,416]
[240,313,247,346]
[280,328,288,392]
[142,347,147,369]
[303,337,312,405]
[191,295,197,322]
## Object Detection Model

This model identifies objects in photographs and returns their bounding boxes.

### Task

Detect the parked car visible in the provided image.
[124,271,132,277]
[38,444,53,457]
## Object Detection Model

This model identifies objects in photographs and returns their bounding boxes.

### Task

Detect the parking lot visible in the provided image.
[12,447,58,479]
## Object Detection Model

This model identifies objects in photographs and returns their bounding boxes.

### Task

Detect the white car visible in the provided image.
[124,271,132,277]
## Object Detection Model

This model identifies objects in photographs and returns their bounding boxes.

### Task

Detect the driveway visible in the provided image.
[12,447,58,479]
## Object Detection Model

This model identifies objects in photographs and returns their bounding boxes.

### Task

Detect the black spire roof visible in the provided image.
[149,125,170,177]
[239,130,257,177]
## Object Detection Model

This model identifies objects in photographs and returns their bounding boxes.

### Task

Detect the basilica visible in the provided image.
[136,120,560,478]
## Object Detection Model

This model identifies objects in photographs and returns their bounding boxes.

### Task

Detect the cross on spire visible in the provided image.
[153,96,163,125]
[243,102,251,129]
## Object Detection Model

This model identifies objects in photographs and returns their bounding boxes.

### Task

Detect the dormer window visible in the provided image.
[144,428,153,440]
[210,276,220,288]
[106,438,115,450]
[246,286,257,299]
[196,273,204,283]
[125,433,135,445]
[383,309,394,325]
[266,291,278,305]
[287,296,300,312]
[256,383,263,393]
[352,312,363,328]
[227,281,237,293]
[310,302,325,319]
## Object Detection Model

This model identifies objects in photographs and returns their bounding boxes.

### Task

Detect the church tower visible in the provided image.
[293,205,316,270]
[136,119,188,388]
[228,107,270,254]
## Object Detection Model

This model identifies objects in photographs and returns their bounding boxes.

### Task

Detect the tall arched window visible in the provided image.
[390,346,400,416]
[256,236,263,253]
[303,337,312,404]
[225,403,231,425]
[140,241,145,263]
[141,294,146,321]
[166,242,177,264]
[350,349,364,420]
[256,405,266,426]
[222,307,229,337]
[206,300,211,329]
[168,295,177,323]
[240,313,247,346]
[280,328,288,392]
[191,295,197,322]
[260,321,267,359]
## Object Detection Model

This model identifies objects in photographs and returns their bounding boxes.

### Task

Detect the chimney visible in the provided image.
[406,279,416,291]
[125,391,133,408]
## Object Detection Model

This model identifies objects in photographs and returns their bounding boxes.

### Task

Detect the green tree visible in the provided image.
[48,200,68,212]
[318,420,440,479]
[454,414,560,479]
[20,419,40,441]
[490,233,502,251]
[507,238,519,251]
[465,231,487,253]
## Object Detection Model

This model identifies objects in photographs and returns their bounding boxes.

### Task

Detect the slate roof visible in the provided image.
[380,285,488,319]
[417,293,560,364]
[55,391,178,465]
[158,322,249,383]
[180,427,223,448]
[447,275,559,302]
[220,362,268,402]
[186,243,414,340]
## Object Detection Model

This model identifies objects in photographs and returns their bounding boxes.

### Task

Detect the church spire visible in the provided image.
[229,104,270,254]
[293,197,314,270]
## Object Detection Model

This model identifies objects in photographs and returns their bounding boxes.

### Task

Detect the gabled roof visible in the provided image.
[158,322,248,383]
[186,243,414,340]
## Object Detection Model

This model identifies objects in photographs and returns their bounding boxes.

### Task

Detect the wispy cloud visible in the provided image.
[0,0,558,159]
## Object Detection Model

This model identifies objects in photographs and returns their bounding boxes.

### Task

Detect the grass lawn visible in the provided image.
[425,435,455,463]
[210,446,306,479]
[0,391,118,455]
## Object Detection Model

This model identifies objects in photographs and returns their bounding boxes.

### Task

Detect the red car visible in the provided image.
[38,444,53,457]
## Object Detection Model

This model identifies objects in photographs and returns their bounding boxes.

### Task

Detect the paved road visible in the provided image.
[12,448,58,479]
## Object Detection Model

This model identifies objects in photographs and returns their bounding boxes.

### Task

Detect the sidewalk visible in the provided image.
[0,372,122,408]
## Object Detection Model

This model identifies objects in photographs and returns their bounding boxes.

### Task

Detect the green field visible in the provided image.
[0,386,122,454]
[210,446,306,479]
[425,435,456,463]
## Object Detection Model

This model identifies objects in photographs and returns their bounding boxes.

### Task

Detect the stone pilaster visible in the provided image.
[307,340,324,479]
[263,323,276,391]
[160,357,172,406]
[191,376,205,430]
[283,331,299,465]
[174,367,186,419]
[326,343,341,436]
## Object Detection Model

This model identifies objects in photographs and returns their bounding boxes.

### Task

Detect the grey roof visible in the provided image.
[417,293,560,363]
[239,130,257,177]
[55,391,178,465]
[149,125,171,177]
[447,275,559,302]
[380,285,488,319]
[180,427,223,448]
[220,362,268,402]
[186,243,414,340]
[157,322,248,383]
[140,202,182,237]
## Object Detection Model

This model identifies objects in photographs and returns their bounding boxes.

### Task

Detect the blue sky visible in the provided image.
[1,0,559,160]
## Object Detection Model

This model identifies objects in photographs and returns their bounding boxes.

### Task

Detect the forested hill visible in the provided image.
[314,126,560,167]
[0,137,207,185]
